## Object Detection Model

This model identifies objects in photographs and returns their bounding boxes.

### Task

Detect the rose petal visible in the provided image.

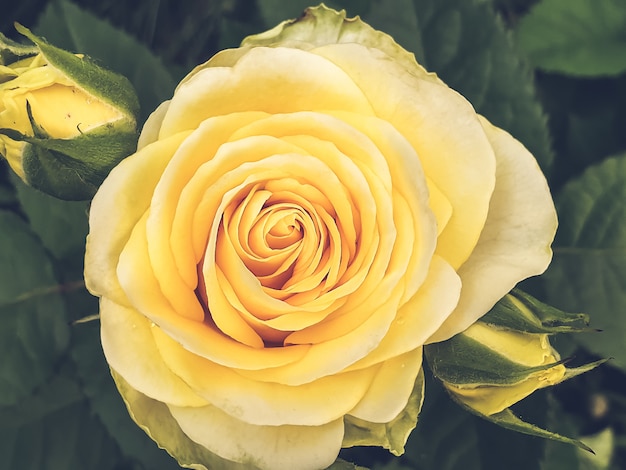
[313,43,496,269]
[116,210,310,369]
[152,325,378,426]
[347,255,460,370]
[427,117,558,343]
[349,347,423,423]
[137,100,170,150]
[99,297,206,407]
[159,46,374,138]
[85,131,191,305]
[168,404,343,470]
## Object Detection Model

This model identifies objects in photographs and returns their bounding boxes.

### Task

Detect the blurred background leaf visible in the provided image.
[0,0,624,468]
[515,0,626,77]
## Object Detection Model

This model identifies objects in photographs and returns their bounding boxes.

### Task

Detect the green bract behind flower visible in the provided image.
[0,25,139,200]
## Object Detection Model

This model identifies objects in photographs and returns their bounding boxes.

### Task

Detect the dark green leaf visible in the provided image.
[543,154,626,370]
[363,0,554,172]
[515,0,626,77]
[0,210,69,405]
[0,374,123,470]
[12,175,88,260]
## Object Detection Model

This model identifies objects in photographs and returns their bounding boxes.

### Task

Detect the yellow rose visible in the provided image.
[0,26,138,199]
[84,5,557,470]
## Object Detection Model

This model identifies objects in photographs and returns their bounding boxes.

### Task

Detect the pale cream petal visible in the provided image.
[313,43,496,269]
[137,100,170,150]
[99,297,206,407]
[349,348,423,423]
[159,46,373,138]
[169,404,344,470]
[427,117,558,343]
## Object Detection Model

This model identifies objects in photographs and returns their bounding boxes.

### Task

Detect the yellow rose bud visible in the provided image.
[0,26,139,200]
[432,322,566,416]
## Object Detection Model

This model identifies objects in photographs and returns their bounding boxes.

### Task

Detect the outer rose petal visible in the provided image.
[311,43,496,269]
[168,403,344,470]
[100,297,206,407]
[84,131,191,305]
[158,46,374,138]
[137,100,170,150]
[152,324,379,426]
[427,117,558,343]
[348,347,423,423]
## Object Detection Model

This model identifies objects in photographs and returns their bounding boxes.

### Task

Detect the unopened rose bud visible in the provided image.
[427,321,566,416]
[0,24,139,200]
[426,290,600,417]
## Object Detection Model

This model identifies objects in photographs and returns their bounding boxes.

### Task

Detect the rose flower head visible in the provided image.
[0,25,139,200]
[84,5,558,470]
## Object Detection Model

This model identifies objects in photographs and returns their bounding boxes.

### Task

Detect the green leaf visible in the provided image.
[0,374,123,470]
[515,0,626,77]
[364,0,554,172]
[0,210,69,406]
[343,368,424,456]
[35,0,176,123]
[12,174,88,260]
[540,395,586,470]
[577,428,614,470]
[543,154,626,370]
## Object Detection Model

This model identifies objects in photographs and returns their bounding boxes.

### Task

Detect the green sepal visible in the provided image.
[481,289,592,334]
[325,459,369,470]
[425,333,564,387]
[111,370,251,470]
[435,357,607,453]
[13,23,139,122]
[1,125,137,200]
[474,407,593,454]
[562,359,609,381]
[342,368,424,456]
[0,31,38,65]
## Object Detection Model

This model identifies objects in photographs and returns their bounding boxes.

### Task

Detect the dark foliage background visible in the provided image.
[0,0,624,469]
